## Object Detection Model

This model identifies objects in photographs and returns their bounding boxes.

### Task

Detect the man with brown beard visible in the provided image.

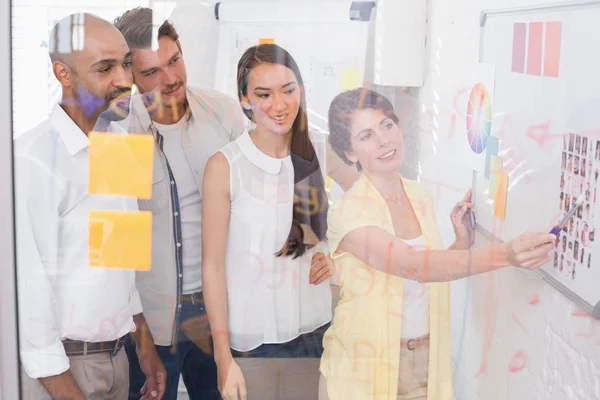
[114,7,245,400]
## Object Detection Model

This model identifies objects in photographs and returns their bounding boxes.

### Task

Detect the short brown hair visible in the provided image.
[114,7,179,50]
[328,88,400,171]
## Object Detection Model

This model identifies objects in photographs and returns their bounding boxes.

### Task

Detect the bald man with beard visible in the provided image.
[14,13,165,400]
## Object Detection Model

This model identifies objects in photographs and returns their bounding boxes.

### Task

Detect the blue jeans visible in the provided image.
[230,322,330,358]
[125,295,220,400]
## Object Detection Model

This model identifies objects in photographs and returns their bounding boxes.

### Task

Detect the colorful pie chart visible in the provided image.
[466,83,492,154]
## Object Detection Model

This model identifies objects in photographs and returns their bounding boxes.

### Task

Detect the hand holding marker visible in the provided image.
[550,194,585,235]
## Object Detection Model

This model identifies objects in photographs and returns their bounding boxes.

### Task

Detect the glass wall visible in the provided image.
[0,0,19,396]
[2,1,426,399]
[4,1,380,399]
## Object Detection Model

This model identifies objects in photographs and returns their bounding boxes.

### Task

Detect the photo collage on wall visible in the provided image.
[554,133,598,280]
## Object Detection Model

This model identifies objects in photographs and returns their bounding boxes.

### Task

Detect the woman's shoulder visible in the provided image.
[328,176,385,224]
[206,150,230,177]
[215,134,245,163]
[329,176,369,210]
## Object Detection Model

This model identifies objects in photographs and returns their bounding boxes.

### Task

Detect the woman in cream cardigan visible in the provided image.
[318,88,556,400]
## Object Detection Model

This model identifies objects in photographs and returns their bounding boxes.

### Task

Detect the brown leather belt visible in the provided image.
[62,335,127,356]
[182,291,204,305]
[401,334,430,351]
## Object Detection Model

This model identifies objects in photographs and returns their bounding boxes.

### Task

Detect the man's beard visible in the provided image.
[161,81,186,107]
[141,83,188,121]
[72,80,131,120]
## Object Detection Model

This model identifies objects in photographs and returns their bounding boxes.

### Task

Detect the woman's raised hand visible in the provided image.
[450,189,475,249]
[505,232,556,270]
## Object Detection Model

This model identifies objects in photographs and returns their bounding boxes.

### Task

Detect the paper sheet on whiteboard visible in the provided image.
[461,63,496,173]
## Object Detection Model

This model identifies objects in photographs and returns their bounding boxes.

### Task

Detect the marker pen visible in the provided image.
[550,194,585,236]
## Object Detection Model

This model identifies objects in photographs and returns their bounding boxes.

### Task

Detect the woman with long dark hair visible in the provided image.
[202,44,332,400]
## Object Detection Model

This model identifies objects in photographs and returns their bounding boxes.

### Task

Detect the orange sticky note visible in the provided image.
[494,172,509,221]
[89,210,152,271]
[259,38,275,44]
[488,155,503,200]
[88,132,154,199]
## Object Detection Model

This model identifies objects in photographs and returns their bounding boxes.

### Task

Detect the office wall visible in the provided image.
[11,0,150,138]
[168,1,219,88]
[418,0,600,398]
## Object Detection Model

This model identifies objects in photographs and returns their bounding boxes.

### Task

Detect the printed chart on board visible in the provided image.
[460,63,496,175]
[460,63,512,224]
[552,133,598,283]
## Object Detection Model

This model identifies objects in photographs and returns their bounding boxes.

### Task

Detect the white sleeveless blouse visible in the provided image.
[398,235,430,339]
[219,131,332,352]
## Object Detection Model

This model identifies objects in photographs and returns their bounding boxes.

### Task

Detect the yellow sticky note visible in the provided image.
[342,69,362,90]
[325,176,333,191]
[88,132,154,199]
[89,210,152,271]
[494,172,509,221]
[488,155,503,200]
[259,38,275,44]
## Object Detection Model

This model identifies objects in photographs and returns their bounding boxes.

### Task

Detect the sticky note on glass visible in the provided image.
[489,155,503,200]
[89,210,152,271]
[544,21,562,78]
[484,136,499,179]
[494,172,509,220]
[342,69,361,90]
[88,132,154,199]
[259,38,275,44]
[325,176,333,191]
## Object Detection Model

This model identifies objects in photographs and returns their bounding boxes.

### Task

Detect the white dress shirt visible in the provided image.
[14,104,143,379]
[219,131,332,352]
[153,119,203,295]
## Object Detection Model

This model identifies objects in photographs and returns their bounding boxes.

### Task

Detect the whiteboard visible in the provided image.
[474,0,600,310]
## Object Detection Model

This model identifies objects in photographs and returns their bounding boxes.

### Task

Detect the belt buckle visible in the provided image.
[191,292,203,305]
[112,338,123,356]
[407,337,419,351]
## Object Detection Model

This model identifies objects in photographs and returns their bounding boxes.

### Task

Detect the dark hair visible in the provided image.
[237,44,328,259]
[114,7,179,50]
[328,88,400,171]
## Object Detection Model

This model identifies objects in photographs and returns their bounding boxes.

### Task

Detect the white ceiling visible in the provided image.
[220,0,292,1]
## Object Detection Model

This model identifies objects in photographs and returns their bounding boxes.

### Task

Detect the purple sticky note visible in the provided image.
[512,23,526,73]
